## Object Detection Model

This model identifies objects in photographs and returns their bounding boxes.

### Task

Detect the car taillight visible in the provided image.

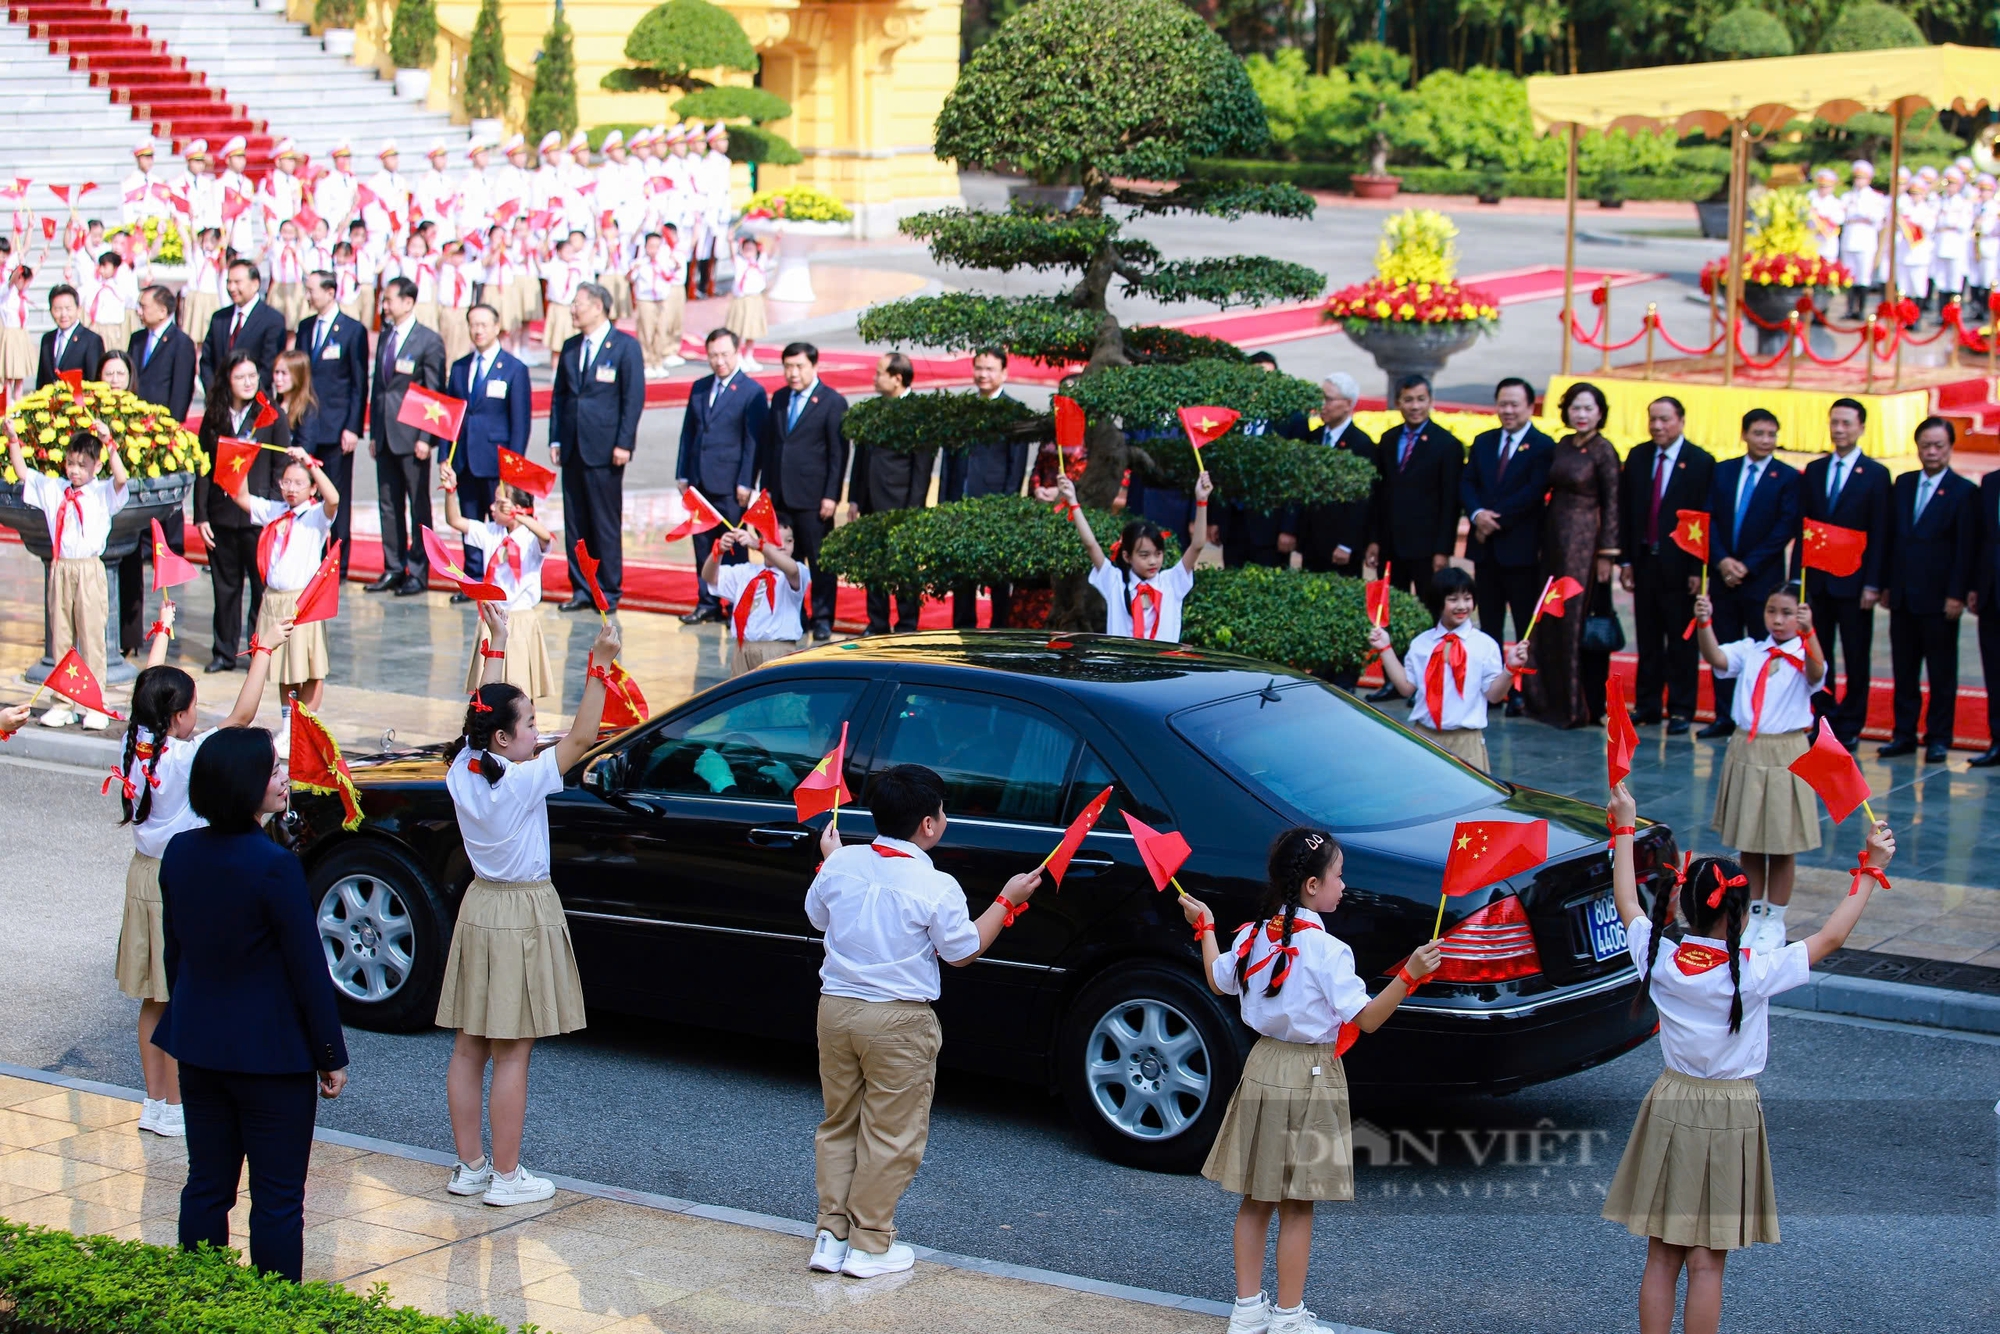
[1432,893,1542,983]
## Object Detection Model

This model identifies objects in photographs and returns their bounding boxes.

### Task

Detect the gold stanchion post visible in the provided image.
[1644,302,1658,378]
[1785,312,1799,388]
[1600,279,1613,372]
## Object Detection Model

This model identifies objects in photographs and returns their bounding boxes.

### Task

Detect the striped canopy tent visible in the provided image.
[1526,44,2000,384]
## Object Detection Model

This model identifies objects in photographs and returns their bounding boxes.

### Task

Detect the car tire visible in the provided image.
[308,840,451,1033]
[1057,964,1245,1173]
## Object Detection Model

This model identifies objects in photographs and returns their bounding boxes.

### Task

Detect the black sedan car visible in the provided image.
[291,633,1672,1172]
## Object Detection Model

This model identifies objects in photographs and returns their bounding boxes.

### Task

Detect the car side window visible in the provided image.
[874,688,1077,825]
[627,682,864,801]
[1065,747,1139,825]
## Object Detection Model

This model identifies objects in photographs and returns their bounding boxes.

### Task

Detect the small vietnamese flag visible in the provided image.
[57,369,82,394]
[253,392,279,430]
[1539,576,1585,617]
[396,383,468,441]
[149,517,198,591]
[1605,672,1638,787]
[1801,517,1867,578]
[742,490,782,547]
[1054,395,1085,449]
[289,704,363,830]
[592,654,650,728]
[1787,721,1873,824]
[1670,510,1709,563]
[291,543,343,624]
[1042,786,1113,887]
[421,524,473,582]
[39,217,55,241]
[221,189,250,221]
[794,721,852,822]
[212,437,261,491]
[497,447,556,498]
[1121,811,1192,893]
[1364,567,1392,628]
[574,540,610,614]
[44,648,119,718]
[1177,405,1239,466]
[1440,819,1548,898]
[293,205,321,233]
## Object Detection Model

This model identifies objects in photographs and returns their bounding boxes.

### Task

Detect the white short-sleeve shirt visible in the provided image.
[705,559,806,644]
[1403,623,1506,731]
[1627,915,1811,1080]
[463,521,548,611]
[446,746,564,883]
[1088,560,1194,641]
[246,498,333,591]
[127,726,216,859]
[21,471,127,560]
[1210,908,1372,1045]
[1712,635,1815,735]
[803,837,983,1003]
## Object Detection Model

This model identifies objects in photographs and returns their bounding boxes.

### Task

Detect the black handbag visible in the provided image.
[1582,610,1626,654]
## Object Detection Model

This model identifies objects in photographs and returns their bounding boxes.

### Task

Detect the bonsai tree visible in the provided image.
[1340,43,1424,179]
[1819,1,1926,50]
[387,0,438,70]
[526,6,578,141]
[462,0,510,121]
[1703,7,1794,59]
[602,0,801,165]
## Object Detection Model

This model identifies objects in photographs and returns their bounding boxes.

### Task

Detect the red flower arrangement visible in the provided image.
[1699,254,1853,294]
[1322,278,1501,334]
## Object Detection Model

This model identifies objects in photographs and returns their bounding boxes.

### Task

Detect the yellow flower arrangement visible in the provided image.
[3,382,206,485]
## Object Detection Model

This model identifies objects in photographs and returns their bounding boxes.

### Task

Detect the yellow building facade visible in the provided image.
[305,0,966,237]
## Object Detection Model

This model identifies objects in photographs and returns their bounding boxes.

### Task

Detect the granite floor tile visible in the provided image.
[9,1090,141,1130]
[0,1147,119,1193]
[0,1107,89,1150]
[347,1190,568,1241]
[1,1191,145,1236]
[47,1126,189,1178]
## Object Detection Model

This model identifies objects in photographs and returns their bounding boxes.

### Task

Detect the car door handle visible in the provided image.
[1063,852,1116,874]
[749,825,814,847]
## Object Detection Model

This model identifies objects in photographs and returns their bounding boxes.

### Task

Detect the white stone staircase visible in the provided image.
[0,20,187,187]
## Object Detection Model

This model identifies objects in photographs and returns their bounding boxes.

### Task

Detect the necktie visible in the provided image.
[1915,473,1937,520]
[380,325,398,377]
[1399,426,1419,471]
[1129,583,1163,639]
[1746,644,1804,740]
[471,354,489,401]
[313,318,328,356]
[53,487,84,557]
[1735,461,1760,540]
[1423,632,1468,724]
[1828,455,1848,504]
[710,372,726,408]
[1495,432,1516,482]
[787,390,807,431]
[732,568,778,643]
[142,329,158,367]
[229,308,243,348]
[1647,448,1670,545]
[54,328,68,365]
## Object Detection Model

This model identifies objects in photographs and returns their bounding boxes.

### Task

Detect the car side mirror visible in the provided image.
[582,751,627,795]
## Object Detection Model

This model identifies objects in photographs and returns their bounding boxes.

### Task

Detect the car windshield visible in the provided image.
[1171,680,1506,830]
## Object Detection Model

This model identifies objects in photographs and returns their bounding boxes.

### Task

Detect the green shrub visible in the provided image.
[1704,7,1794,58]
[1063,358,1321,434]
[462,0,510,120]
[610,0,759,89]
[841,389,1045,455]
[821,496,1164,597]
[673,85,791,124]
[387,0,438,69]
[724,123,804,167]
[1819,1,1926,50]
[1180,566,1429,673]
[1140,433,1378,514]
[0,1219,537,1332]
[314,0,362,28]
[1183,158,1724,201]
[526,8,578,140]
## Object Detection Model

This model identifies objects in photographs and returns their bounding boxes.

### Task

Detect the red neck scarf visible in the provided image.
[1672,940,1746,976]
[53,487,85,557]
[732,568,779,644]
[1129,583,1163,639]
[1423,631,1468,720]
[256,509,299,583]
[1235,915,1323,989]
[1746,642,1805,740]
[497,535,522,582]
[871,842,913,859]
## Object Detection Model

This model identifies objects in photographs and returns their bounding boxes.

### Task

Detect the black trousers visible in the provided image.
[374,448,432,580]
[1475,560,1541,645]
[1889,606,1960,746]
[780,504,837,630]
[562,460,624,608]
[178,1064,317,1283]
[205,526,264,663]
[309,442,356,578]
[120,508,184,654]
[455,471,497,580]
[1707,579,1777,725]
[1808,588,1874,740]
[1386,557,1438,609]
[953,580,1013,629]
[865,586,922,634]
[1630,556,1700,720]
[690,492,745,613]
[1980,609,2000,740]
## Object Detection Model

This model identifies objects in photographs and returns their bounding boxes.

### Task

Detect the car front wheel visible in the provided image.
[1058,964,1244,1172]
[309,841,449,1032]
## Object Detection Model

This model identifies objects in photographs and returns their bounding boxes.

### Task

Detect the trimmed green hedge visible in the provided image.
[841,390,1046,456]
[1140,433,1377,514]
[1185,159,1725,202]
[0,1219,533,1332]
[1181,565,1430,673]
[822,496,1170,597]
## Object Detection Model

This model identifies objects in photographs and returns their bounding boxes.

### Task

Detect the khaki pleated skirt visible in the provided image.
[723,293,767,341]
[255,587,330,686]
[115,852,169,1002]
[600,271,633,319]
[541,301,573,354]
[1711,729,1820,855]
[464,604,553,697]
[180,290,219,339]
[1201,1036,1354,1203]
[435,877,586,1039]
[1602,1067,1780,1250]
[1410,720,1490,772]
[0,327,35,381]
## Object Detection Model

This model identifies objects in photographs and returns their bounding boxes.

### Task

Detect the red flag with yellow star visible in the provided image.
[289,704,362,830]
[1177,406,1239,463]
[149,517,198,591]
[212,437,261,493]
[1440,819,1548,897]
[1538,576,1585,618]
[1801,518,1866,578]
[45,648,119,718]
[395,384,467,441]
[1670,510,1709,563]
[794,721,852,822]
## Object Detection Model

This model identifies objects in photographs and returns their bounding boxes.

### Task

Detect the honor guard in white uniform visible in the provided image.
[560,129,597,237]
[1895,168,1939,310]
[490,135,533,231]
[216,136,257,255]
[170,139,218,241]
[1838,159,1888,315]
[120,138,170,228]
[316,141,361,234]
[1975,174,2000,302]
[255,139,307,259]
[364,141,412,244]
[454,138,495,244]
[1932,164,1975,309]
[1807,168,1843,264]
[531,132,566,234]
[414,141,461,244]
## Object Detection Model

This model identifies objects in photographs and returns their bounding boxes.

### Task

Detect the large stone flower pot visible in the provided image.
[0,472,192,686]
[1347,323,1481,401]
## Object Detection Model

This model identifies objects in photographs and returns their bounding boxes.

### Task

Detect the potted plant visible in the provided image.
[1343,44,1416,200]
[0,381,208,686]
[742,186,855,303]
[1476,166,1506,206]
[1699,186,1852,353]
[388,0,438,101]
[462,0,509,140]
[1323,208,1500,399]
[1595,172,1627,209]
[314,0,361,57]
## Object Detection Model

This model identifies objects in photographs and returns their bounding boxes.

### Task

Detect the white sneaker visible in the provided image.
[1268,1303,1325,1334]
[82,708,110,731]
[447,1158,493,1196]
[481,1165,555,1206]
[1228,1291,1272,1334]
[137,1098,160,1134]
[1759,913,1789,952]
[839,1241,915,1278]
[808,1229,850,1273]
[143,1101,184,1138]
[38,703,74,727]
[662,354,685,368]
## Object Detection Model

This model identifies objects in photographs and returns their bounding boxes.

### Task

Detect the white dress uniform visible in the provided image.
[316,166,360,234]
[255,168,305,255]
[454,157,495,243]
[216,163,257,255]
[120,166,168,228]
[1933,181,1975,299]
[1896,190,1938,298]
[1806,186,1844,264]
[1839,182,1888,288]
[694,145,734,261]
[414,164,459,243]
[364,166,411,241]
[1976,186,2000,291]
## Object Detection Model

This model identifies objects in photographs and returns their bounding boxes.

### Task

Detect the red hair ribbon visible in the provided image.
[1848,849,1892,896]
[468,692,493,713]
[1107,537,1123,562]
[100,767,137,801]
[145,619,172,641]
[994,894,1029,927]
[1706,864,1748,910]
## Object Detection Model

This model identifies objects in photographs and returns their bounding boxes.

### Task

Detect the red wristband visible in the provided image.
[995,894,1028,928]
[1192,919,1214,940]
[243,636,272,657]
[1395,966,1427,993]
[146,619,172,641]
[479,645,507,660]
[1609,824,1636,838]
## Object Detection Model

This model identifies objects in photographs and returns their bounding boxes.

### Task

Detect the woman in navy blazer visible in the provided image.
[153,726,349,1283]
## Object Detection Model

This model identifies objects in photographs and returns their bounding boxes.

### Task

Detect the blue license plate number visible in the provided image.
[1584,893,1627,962]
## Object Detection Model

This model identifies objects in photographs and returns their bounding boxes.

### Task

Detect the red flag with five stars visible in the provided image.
[1043,786,1113,886]
[291,542,343,625]
[1801,518,1866,578]
[1440,819,1548,897]
[497,447,555,498]
[794,722,851,822]
[742,490,783,547]
[44,648,118,718]
[1787,722,1872,823]
[396,384,467,440]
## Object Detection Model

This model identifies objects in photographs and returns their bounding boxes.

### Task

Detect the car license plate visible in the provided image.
[1584,893,1627,962]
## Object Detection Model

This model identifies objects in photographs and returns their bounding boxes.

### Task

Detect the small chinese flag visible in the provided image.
[213,437,260,490]
[1788,722,1872,824]
[497,448,555,498]
[1044,786,1114,886]
[1539,576,1585,617]
[592,654,649,728]
[291,543,342,624]
[1670,510,1709,563]
[56,368,82,394]
[680,486,728,536]
[1440,819,1548,897]
[293,205,321,233]
[742,490,782,547]
[149,517,198,591]
[39,217,55,241]
[289,704,362,830]
[45,648,118,718]
[1053,395,1085,449]
[252,392,279,430]
[221,189,250,221]
[1801,518,1867,578]
[1121,810,1191,892]
[573,540,610,613]
[794,721,852,822]
[396,384,467,440]
[420,525,472,582]
[1365,572,1392,628]
[1605,672,1638,787]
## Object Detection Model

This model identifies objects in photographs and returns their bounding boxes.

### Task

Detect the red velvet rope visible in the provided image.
[1649,318,1728,357]
[1729,320,1795,371]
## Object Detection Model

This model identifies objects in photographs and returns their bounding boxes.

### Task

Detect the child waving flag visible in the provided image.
[440,460,555,697]
[1056,472,1211,640]
[1366,565,1527,772]
[227,446,338,731]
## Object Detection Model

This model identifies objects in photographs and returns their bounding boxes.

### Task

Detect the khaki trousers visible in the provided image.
[732,637,800,676]
[814,994,941,1253]
[49,556,108,684]
[1409,720,1490,773]
[635,292,684,364]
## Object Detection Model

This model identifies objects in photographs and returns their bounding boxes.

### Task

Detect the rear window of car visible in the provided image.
[1170,680,1505,830]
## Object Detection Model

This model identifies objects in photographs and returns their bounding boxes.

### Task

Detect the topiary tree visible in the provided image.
[314,0,362,29]
[1818,1,1927,50]
[602,0,799,165]
[462,0,509,121]
[387,0,438,70]
[1704,7,1795,59]
[526,6,578,141]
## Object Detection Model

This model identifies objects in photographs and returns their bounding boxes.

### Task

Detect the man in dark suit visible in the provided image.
[447,303,532,590]
[1880,416,1977,762]
[848,352,929,634]
[120,284,199,653]
[759,341,848,640]
[200,260,284,396]
[1618,395,1715,732]
[293,271,370,577]
[1797,397,1892,748]
[1367,374,1462,698]
[34,285,104,388]
[1700,408,1801,738]
[1968,463,2000,767]
[1293,372,1376,578]
[676,327,769,623]
[949,347,1031,628]
[1218,350,1295,568]
[549,282,645,613]
[1462,376,1554,710]
[367,276,449,595]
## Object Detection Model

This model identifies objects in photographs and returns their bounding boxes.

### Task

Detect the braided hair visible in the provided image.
[119,666,195,827]
[1633,854,1752,1033]
[1113,517,1167,613]
[1238,826,1341,997]
[446,683,528,789]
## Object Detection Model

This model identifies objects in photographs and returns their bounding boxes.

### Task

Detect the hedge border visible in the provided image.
[1186,158,1725,202]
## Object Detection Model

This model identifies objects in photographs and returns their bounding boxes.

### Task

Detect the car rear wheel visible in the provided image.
[1058,965,1244,1172]
[310,841,450,1033]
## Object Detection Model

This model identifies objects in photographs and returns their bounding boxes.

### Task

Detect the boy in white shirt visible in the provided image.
[700,520,808,675]
[6,421,128,728]
[1367,565,1526,773]
[804,764,1042,1278]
